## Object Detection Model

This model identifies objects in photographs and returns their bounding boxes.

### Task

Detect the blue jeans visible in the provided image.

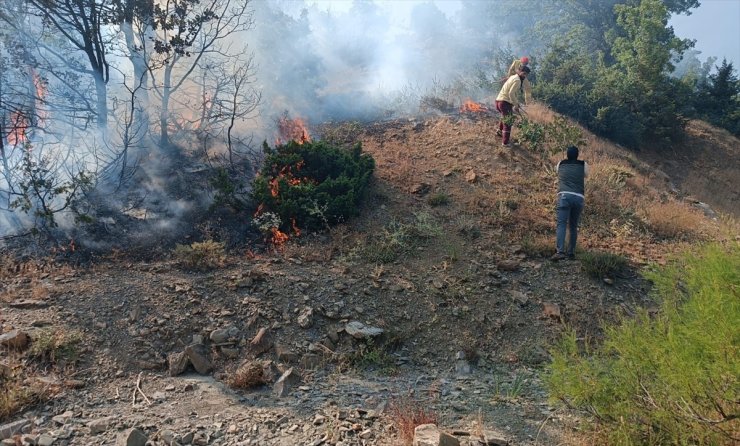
[556,193,584,255]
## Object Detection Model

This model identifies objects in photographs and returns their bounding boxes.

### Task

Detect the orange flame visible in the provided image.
[277,116,310,144]
[270,227,289,246]
[291,217,301,237]
[7,111,29,146]
[460,99,487,113]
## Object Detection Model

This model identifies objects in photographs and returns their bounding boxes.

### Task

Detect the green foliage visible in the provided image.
[544,116,587,155]
[548,243,739,445]
[695,59,740,136]
[210,167,248,211]
[346,339,398,375]
[29,329,83,367]
[579,251,628,279]
[251,140,375,231]
[356,220,412,264]
[9,148,93,230]
[173,240,226,270]
[427,192,450,207]
[516,118,546,151]
[533,0,697,148]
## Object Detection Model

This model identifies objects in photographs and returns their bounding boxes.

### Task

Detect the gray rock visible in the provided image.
[483,429,508,446]
[0,420,29,440]
[0,330,29,349]
[345,321,384,339]
[88,416,116,435]
[185,343,213,375]
[116,428,148,446]
[273,367,301,397]
[37,434,56,446]
[210,328,232,344]
[297,307,313,328]
[168,351,190,376]
[413,424,460,446]
[455,360,471,376]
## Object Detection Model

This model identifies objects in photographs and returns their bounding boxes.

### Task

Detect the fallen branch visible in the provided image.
[134,371,152,405]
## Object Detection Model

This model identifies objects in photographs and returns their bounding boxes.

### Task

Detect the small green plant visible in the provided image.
[547,243,740,445]
[411,212,443,239]
[173,240,226,270]
[29,329,83,367]
[493,373,527,401]
[356,221,412,263]
[579,251,628,279]
[427,192,450,207]
[346,339,398,375]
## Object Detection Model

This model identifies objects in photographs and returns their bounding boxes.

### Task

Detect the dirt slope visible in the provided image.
[638,119,740,217]
[0,107,735,446]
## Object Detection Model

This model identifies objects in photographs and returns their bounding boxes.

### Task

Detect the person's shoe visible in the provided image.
[567,253,576,260]
[496,129,503,137]
[550,252,567,261]
[501,142,510,147]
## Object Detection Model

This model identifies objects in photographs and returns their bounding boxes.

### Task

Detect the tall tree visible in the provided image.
[146,0,253,147]
[22,0,112,128]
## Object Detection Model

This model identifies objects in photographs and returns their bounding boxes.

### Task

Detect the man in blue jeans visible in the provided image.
[551,146,588,261]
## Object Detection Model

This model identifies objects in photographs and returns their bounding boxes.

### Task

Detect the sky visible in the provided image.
[669,0,740,67]
[304,0,740,67]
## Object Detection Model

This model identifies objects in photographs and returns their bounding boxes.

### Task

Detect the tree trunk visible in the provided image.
[94,72,108,129]
[160,64,173,147]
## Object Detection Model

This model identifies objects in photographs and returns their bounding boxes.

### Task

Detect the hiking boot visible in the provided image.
[550,252,567,261]
[567,253,576,260]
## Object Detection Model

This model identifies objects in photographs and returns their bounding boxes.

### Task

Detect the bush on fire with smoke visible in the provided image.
[251,140,374,231]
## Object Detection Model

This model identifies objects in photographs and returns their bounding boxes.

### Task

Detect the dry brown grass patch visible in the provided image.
[229,361,268,389]
[388,398,438,446]
[641,201,703,240]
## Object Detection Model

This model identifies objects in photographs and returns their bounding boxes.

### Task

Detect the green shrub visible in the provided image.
[251,140,375,231]
[173,240,226,270]
[579,251,628,279]
[210,167,249,211]
[517,118,546,151]
[547,243,740,445]
[427,192,450,207]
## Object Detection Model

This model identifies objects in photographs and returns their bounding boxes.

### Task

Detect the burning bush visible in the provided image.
[252,140,375,232]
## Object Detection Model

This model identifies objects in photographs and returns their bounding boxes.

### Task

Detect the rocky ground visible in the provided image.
[1,106,735,446]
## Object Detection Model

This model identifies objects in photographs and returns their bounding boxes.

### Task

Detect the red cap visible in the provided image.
[521,56,529,64]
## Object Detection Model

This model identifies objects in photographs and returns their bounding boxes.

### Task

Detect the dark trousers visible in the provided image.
[556,193,584,255]
[495,100,513,144]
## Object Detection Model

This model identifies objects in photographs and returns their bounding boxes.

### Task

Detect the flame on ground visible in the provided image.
[460,99,487,113]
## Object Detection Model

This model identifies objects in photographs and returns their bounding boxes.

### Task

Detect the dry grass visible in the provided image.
[29,329,84,368]
[388,398,438,446]
[641,201,703,240]
[173,240,226,270]
[228,361,268,389]
[0,355,50,422]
